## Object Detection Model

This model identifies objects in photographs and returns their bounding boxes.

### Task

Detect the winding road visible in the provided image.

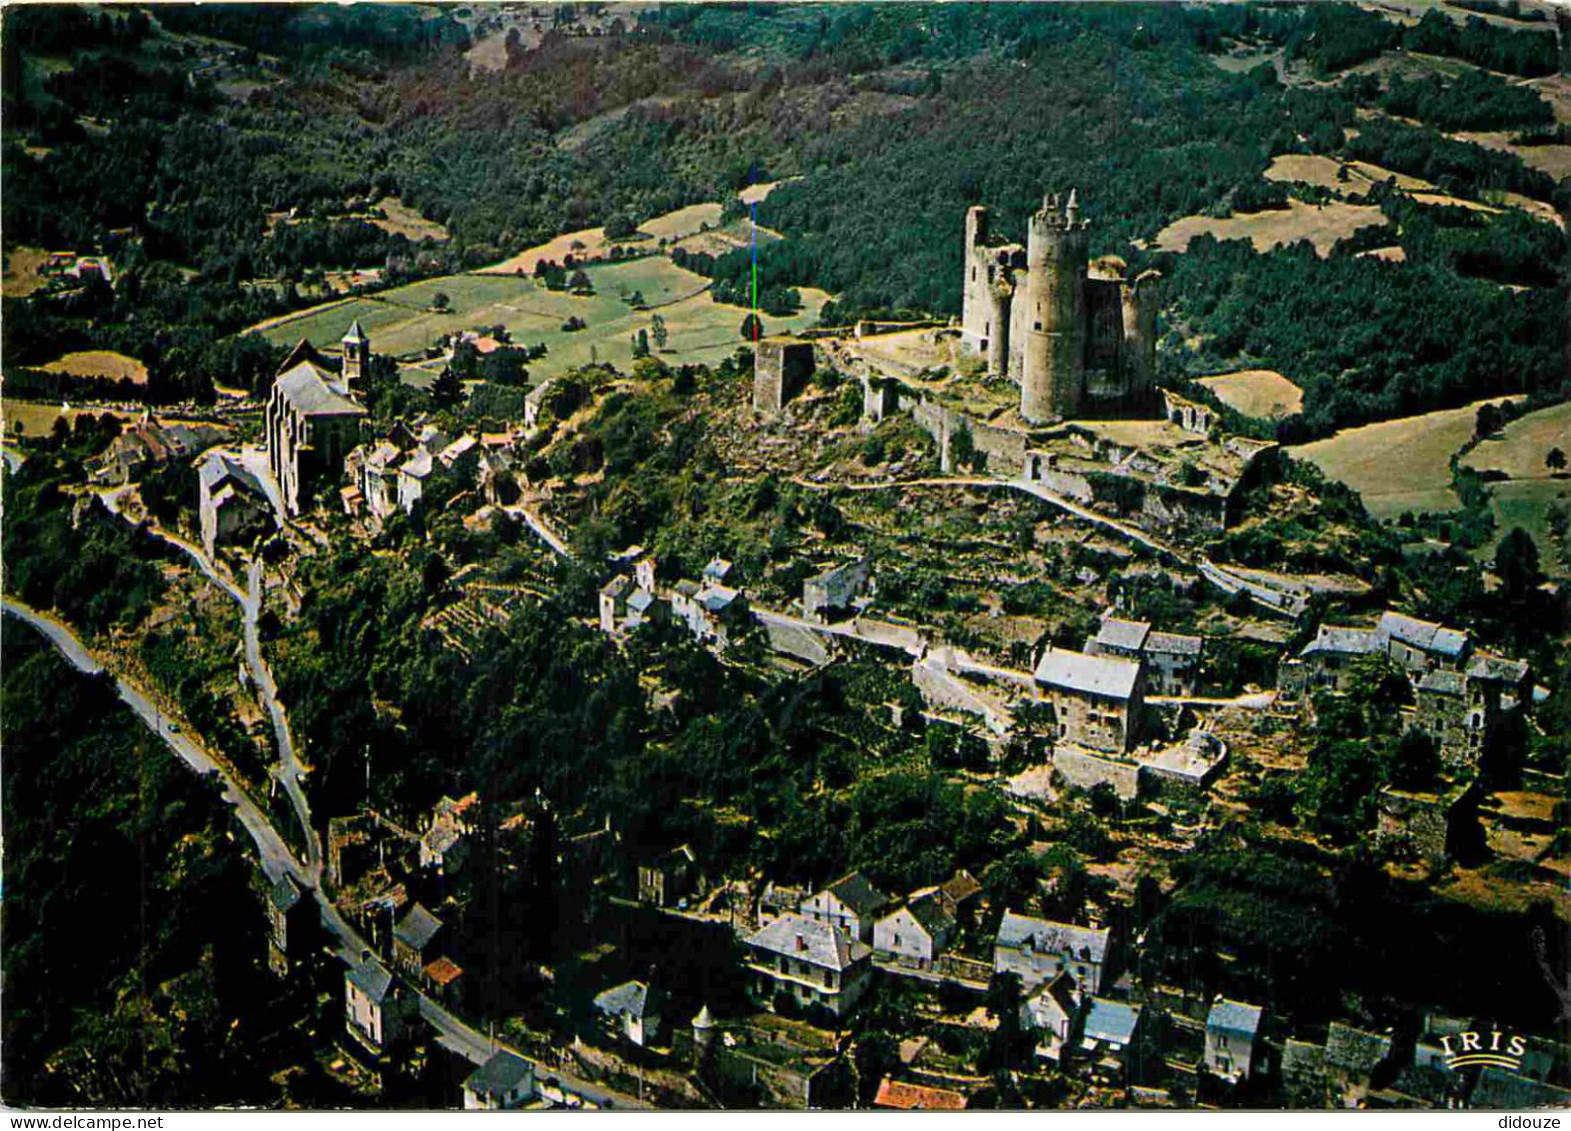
[3,595,646,1110]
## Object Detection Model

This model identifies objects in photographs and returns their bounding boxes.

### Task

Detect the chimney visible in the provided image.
[795,934,807,953]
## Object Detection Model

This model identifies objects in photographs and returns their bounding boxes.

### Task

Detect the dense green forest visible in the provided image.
[0,632,292,1106]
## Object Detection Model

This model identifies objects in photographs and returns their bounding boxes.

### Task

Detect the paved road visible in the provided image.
[3,598,302,885]
[3,595,646,1110]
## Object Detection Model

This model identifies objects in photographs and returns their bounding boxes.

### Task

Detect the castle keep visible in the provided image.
[960,191,1159,424]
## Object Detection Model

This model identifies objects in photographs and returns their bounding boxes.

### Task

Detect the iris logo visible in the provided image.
[1439,1029,1528,1071]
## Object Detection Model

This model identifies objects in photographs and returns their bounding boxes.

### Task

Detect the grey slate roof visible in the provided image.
[1033,646,1141,700]
[699,585,740,613]
[593,980,658,1020]
[1301,625,1377,658]
[347,956,394,1004]
[1206,999,1262,1038]
[465,1050,533,1098]
[1095,617,1151,652]
[394,903,443,951]
[823,871,890,918]
[1325,1022,1391,1074]
[1470,1066,1571,1109]
[275,360,364,417]
[1146,630,1203,657]
[269,875,302,913]
[1376,611,1468,657]
[601,574,630,599]
[1466,652,1529,684]
[199,450,267,498]
[996,912,1110,964]
[627,589,656,614]
[342,319,368,344]
[1417,669,1466,696]
[902,889,957,937]
[746,913,871,971]
[1083,998,1140,1046]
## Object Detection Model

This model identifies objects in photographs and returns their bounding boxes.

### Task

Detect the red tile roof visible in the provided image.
[873,1077,967,1111]
[424,957,464,986]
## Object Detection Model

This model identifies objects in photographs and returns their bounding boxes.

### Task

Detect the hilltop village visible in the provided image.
[4,1,1571,1113]
[7,182,1554,1112]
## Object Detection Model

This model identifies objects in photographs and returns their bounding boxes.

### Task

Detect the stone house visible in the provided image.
[396,448,434,514]
[638,844,697,907]
[1413,669,1478,769]
[198,449,274,559]
[1325,1022,1393,1104]
[1297,625,1379,693]
[800,871,890,944]
[263,874,311,979]
[1204,998,1263,1083]
[872,888,957,968]
[345,954,413,1054]
[803,559,872,622]
[420,793,475,873]
[1374,785,1475,862]
[592,980,663,1048]
[1032,645,1144,754]
[994,911,1113,994]
[1084,615,1203,696]
[599,574,630,635]
[1373,611,1471,673]
[462,1050,535,1110]
[392,902,443,977]
[743,913,873,1018]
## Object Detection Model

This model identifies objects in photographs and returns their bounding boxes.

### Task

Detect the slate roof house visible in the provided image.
[392,902,443,976]
[263,874,312,979]
[744,913,873,1018]
[1032,645,1144,754]
[1022,972,1082,1063]
[800,871,891,944]
[994,911,1113,994]
[1085,615,1203,696]
[462,1050,535,1110]
[345,954,412,1054]
[1078,998,1146,1085]
[1204,998,1263,1083]
[872,887,957,968]
[198,449,274,559]
[592,980,664,1048]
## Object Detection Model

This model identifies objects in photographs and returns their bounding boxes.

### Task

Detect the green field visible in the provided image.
[1479,478,1570,578]
[1461,399,1571,480]
[257,257,829,382]
[1286,396,1523,520]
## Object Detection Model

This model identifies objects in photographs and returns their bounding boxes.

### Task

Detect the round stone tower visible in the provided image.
[1020,190,1090,424]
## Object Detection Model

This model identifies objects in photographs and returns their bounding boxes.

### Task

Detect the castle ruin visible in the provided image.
[960,191,1159,424]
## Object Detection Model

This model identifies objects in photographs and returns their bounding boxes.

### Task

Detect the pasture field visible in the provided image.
[2,246,51,298]
[1,399,152,438]
[1197,369,1304,419]
[1478,478,1570,576]
[1152,198,1387,257]
[370,197,451,242]
[258,256,829,380]
[1286,396,1523,520]
[1462,399,1571,479]
[39,350,149,386]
